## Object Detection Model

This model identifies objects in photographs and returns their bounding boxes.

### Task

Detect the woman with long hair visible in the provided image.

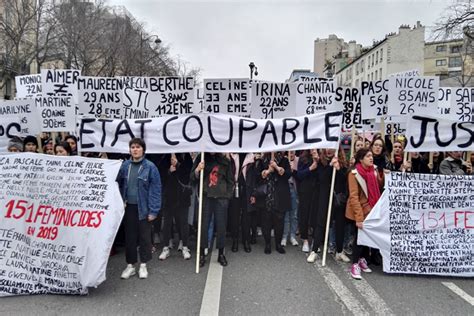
[346,148,384,280]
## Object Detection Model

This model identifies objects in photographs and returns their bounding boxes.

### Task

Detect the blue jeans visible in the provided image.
[201,197,229,250]
[283,185,298,240]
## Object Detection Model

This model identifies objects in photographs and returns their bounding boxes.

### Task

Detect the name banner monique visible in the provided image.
[79,112,342,153]
[405,115,474,152]
[359,172,474,277]
[0,153,124,296]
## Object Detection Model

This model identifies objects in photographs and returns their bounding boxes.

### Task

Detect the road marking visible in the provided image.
[334,260,394,315]
[200,251,223,316]
[314,261,370,315]
[442,282,474,306]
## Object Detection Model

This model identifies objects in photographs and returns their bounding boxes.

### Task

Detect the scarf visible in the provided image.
[356,163,381,208]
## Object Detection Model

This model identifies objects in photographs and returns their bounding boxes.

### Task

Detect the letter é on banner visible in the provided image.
[409,116,437,149]
[282,118,300,145]
[208,116,233,145]
[239,119,258,148]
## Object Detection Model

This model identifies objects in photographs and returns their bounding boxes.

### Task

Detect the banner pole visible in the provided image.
[322,139,341,267]
[428,152,434,172]
[390,123,395,161]
[195,151,205,274]
[381,117,385,140]
[350,128,356,159]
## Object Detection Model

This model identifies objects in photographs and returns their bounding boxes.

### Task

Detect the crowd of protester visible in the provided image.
[6,133,473,280]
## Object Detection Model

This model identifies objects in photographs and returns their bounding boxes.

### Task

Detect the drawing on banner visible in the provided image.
[250,81,296,119]
[0,118,21,152]
[77,77,124,119]
[15,74,42,99]
[0,153,124,296]
[295,78,337,116]
[453,87,474,122]
[79,112,342,154]
[0,100,41,136]
[359,172,474,277]
[335,87,374,131]
[204,79,250,117]
[361,80,388,118]
[41,69,81,104]
[387,76,439,116]
[147,77,195,116]
[35,96,75,132]
[405,115,474,152]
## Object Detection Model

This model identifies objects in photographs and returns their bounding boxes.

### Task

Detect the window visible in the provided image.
[380,48,383,62]
[449,56,462,67]
[356,63,359,75]
[436,45,446,52]
[379,68,382,80]
[449,71,462,78]
[368,56,371,68]
[372,54,375,66]
[436,59,447,66]
[450,45,461,54]
[355,79,359,87]
[375,70,378,79]
[371,73,374,80]
[361,60,364,72]
[376,51,379,64]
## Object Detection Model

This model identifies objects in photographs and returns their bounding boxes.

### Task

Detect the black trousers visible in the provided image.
[229,197,251,243]
[201,197,229,250]
[298,191,312,240]
[262,209,284,247]
[124,204,152,264]
[162,203,190,247]
[352,224,369,264]
[312,205,346,253]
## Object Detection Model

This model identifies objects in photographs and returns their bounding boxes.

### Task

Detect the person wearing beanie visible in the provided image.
[7,137,23,152]
[23,135,38,153]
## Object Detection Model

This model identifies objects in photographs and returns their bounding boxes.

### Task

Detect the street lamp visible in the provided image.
[249,62,258,81]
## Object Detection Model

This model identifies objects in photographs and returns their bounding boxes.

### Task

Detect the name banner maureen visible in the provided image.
[79,111,342,153]
[0,153,124,296]
[359,172,474,277]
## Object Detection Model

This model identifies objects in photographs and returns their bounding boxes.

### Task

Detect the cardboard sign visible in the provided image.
[0,100,41,136]
[77,77,124,119]
[250,81,296,119]
[203,79,250,117]
[15,75,42,99]
[146,76,196,116]
[335,87,373,131]
[35,96,75,132]
[295,78,337,116]
[41,69,81,104]
[360,80,388,119]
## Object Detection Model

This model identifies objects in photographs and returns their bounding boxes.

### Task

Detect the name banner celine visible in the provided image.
[79,111,343,153]
[359,172,474,277]
[0,154,124,296]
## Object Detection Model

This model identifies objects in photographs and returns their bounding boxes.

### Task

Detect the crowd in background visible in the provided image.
[5,133,474,280]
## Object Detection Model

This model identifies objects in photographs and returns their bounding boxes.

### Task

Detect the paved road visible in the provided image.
[1,237,473,315]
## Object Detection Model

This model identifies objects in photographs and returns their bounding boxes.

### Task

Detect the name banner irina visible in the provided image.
[0,154,124,296]
[359,172,474,277]
[79,111,342,153]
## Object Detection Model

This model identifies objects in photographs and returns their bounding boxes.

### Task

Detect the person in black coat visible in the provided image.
[260,151,291,254]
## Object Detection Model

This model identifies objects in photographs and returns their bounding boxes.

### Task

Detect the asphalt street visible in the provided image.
[1,237,473,315]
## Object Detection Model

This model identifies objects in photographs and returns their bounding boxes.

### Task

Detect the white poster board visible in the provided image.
[15,74,42,99]
[35,96,75,132]
[335,87,373,131]
[0,117,22,153]
[41,69,81,104]
[0,99,41,136]
[360,80,388,119]
[77,77,124,119]
[0,153,124,296]
[203,78,250,117]
[452,87,474,122]
[359,172,474,277]
[146,76,196,116]
[250,81,296,119]
[295,78,337,116]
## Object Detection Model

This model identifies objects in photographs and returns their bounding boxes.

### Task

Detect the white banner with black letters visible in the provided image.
[359,172,474,277]
[79,111,342,153]
[0,153,124,296]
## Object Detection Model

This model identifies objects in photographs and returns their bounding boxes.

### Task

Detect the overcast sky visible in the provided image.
[107,0,448,82]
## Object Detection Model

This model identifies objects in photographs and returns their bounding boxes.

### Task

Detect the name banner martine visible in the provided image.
[0,154,124,296]
[359,172,474,277]
[79,111,343,153]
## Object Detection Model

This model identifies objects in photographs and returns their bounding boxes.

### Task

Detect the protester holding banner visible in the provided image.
[391,140,405,171]
[117,138,162,279]
[349,137,365,167]
[405,152,430,174]
[295,150,319,253]
[307,148,350,263]
[370,136,393,179]
[192,153,234,267]
[426,151,443,174]
[54,141,72,156]
[439,151,473,175]
[159,153,193,261]
[65,135,78,156]
[261,152,291,254]
[346,148,384,280]
[282,151,299,247]
[7,137,23,152]
[23,135,38,153]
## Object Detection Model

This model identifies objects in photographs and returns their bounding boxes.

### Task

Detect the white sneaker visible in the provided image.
[178,240,183,252]
[281,238,287,247]
[290,237,299,246]
[159,246,170,260]
[257,227,262,236]
[302,240,310,253]
[307,251,318,263]
[335,252,351,263]
[182,246,191,260]
[138,263,148,279]
[204,248,209,256]
[121,264,136,279]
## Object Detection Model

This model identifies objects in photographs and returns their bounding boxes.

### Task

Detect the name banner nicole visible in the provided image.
[0,153,124,296]
[359,172,474,277]
[79,111,343,153]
